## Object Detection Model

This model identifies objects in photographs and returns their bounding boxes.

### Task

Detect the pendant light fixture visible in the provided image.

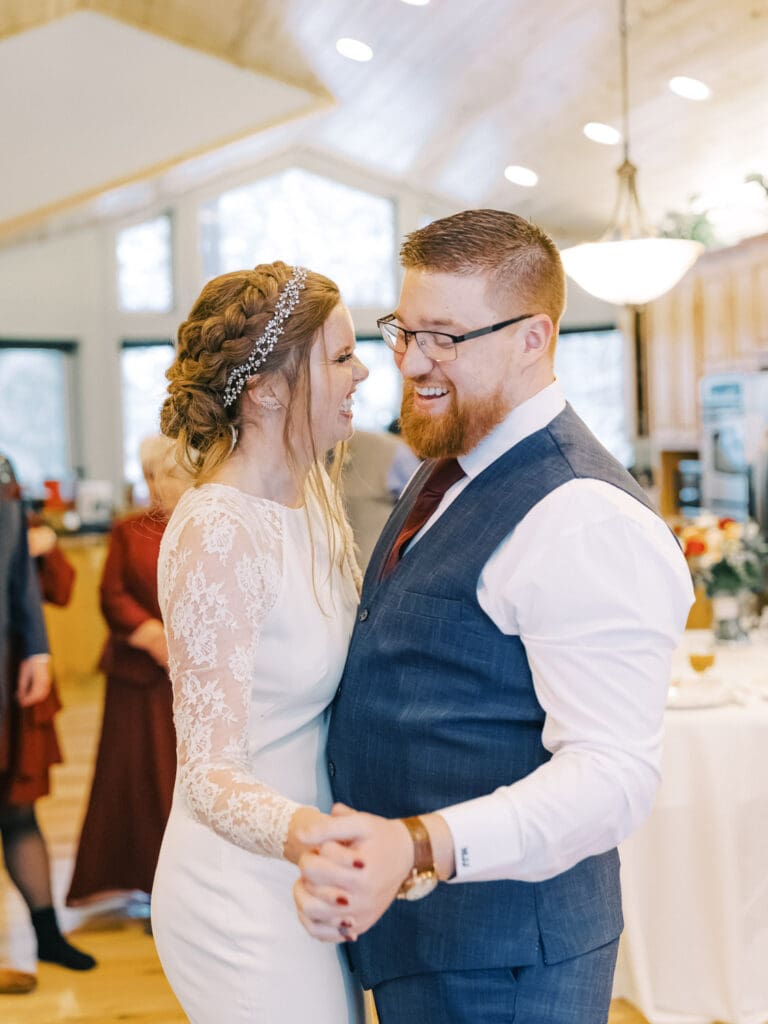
[560,0,703,307]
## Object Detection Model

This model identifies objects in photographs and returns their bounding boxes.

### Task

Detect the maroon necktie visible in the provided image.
[382,458,466,577]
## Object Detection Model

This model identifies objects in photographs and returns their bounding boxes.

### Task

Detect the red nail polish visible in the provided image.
[353,860,365,870]
[336,896,349,906]
[340,920,352,929]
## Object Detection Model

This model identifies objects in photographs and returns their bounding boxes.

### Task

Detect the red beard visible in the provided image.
[399,379,510,459]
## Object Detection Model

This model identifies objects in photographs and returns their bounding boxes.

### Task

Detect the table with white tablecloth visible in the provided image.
[613,638,768,1024]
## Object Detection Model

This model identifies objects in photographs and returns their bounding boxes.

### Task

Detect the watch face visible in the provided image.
[399,871,438,901]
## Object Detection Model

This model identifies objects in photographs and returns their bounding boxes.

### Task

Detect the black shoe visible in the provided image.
[31,907,97,971]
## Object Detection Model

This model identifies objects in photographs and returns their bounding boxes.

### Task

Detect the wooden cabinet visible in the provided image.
[718,248,768,367]
[732,256,758,361]
[645,232,768,454]
[697,265,736,370]
[646,277,701,447]
[47,536,108,679]
[752,254,768,352]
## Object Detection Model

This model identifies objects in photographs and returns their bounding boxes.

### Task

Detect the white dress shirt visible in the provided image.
[407,380,694,883]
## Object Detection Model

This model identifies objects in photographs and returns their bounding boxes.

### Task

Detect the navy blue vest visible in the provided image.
[328,404,657,988]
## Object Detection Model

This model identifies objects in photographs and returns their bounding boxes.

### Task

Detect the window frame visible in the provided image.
[119,338,175,502]
[198,166,398,309]
[115,210,176,315]
[0,338,80,483]
[556,322,634,464]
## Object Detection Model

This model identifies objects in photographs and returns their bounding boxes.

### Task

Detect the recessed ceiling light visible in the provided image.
[504,165,538,187]
[336,38,374,62]
[400,0,430,5]
[669,76,711,101]
[583,122,621,146]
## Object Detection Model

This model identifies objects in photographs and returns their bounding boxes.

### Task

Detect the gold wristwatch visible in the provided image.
[396,816,438,901]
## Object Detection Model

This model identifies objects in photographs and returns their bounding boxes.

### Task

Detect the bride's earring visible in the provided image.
[228,424,238,455]
[256,395,282,411]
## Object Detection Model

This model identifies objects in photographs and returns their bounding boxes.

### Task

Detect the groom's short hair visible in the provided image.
[400,209,566,331]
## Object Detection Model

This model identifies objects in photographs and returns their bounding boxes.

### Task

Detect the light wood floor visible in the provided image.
[0,541,649,1023]
[0,666,188,1023]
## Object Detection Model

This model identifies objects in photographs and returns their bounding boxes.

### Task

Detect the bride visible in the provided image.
[151,262,368,1022]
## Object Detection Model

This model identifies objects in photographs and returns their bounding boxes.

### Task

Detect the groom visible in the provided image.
[295,210,693,1022]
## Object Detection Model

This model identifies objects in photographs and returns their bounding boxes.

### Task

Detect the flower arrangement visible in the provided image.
[678,515,768,596]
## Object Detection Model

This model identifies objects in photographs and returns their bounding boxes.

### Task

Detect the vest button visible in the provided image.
[328,760,336,778]
[358,608,369,622]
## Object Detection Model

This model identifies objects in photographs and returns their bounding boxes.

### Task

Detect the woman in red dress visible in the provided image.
[67,437,188,906]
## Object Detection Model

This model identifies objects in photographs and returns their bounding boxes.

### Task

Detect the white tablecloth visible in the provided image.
[613,637,768,1024]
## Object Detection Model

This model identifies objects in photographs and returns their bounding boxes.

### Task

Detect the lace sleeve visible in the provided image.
[158,491,300,859]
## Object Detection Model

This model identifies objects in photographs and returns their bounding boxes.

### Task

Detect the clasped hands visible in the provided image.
[291,804,453,944]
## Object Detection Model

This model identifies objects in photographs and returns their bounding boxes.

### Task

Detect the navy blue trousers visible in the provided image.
[372,938,619,1024]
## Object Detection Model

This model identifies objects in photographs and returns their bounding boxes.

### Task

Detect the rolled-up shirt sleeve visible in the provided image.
[440,479,694,883]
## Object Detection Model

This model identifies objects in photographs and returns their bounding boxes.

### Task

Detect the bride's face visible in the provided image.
[306,303,368,451]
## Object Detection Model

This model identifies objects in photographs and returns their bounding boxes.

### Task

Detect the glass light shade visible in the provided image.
[560,237,704,306]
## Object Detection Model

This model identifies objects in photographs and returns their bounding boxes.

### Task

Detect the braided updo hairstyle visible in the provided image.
[161,261,360,597]
[161,261,340,480]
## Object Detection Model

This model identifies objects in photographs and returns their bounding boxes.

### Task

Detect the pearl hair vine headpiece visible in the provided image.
[222,265,308,407]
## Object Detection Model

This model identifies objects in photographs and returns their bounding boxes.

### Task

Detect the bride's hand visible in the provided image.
[294,806,415,942]
[287,806,363,944]
[283,806,337,865]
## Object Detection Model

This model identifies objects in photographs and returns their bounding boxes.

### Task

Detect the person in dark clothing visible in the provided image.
[0,453,95,976]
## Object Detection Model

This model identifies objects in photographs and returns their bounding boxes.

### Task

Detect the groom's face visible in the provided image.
[393,269,532,459]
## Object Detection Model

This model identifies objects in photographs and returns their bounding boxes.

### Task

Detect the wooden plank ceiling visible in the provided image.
[1,0,767,245]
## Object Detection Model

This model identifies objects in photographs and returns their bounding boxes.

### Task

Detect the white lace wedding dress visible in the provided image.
[151,482,362,1023]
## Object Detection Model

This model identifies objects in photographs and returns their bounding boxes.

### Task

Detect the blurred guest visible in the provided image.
[343,427,421,568]
[67,437,188,907]
[0,453,95,974]
[343,430,403,568]
[386,417,421,498]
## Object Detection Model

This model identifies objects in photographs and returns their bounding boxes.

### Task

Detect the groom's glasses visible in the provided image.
[377,313,534,363]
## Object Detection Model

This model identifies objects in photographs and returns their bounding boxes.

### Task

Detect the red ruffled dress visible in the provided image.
[0,546,73,807]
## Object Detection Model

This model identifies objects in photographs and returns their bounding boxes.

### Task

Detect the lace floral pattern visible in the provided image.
[158,486,299,858]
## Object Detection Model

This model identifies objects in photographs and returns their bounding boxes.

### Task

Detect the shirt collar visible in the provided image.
[458,379,566,480]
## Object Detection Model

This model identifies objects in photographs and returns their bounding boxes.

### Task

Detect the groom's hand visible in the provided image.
[293,804,414,941]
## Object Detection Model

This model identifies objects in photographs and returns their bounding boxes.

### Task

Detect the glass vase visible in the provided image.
[711,592,750,644]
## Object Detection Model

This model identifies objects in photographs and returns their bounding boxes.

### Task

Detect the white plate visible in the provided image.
[666,682,732,710]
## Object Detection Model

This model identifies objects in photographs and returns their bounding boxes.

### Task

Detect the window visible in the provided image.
[116,214,174,312]
[121,341,174,502]
[350,329,633,462]
[555,327,632,465]
[0,343,76,491]
[352,339,402,431]
[200,168,396,308]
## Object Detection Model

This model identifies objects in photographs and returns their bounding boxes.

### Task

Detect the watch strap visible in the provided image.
[401,815,434,873]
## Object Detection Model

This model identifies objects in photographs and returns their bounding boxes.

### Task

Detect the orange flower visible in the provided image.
[684,538,707,557]
[718,517,736,529]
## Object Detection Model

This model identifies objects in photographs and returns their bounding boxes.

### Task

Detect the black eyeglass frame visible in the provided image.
[376,312,535,360]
